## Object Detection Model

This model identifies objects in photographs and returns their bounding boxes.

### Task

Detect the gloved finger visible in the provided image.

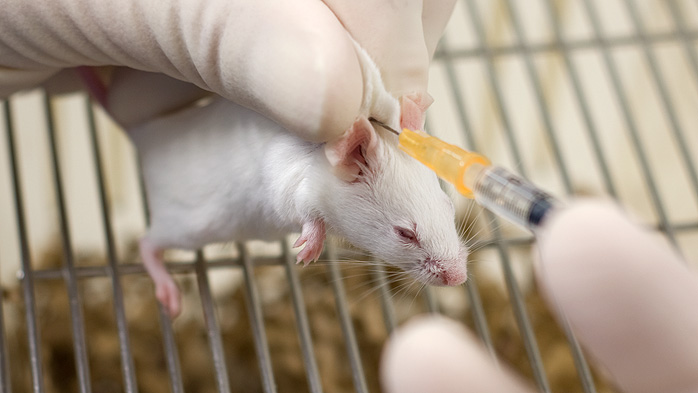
[536,200,698,393]
[1,0,362,142]
[324,0,430,100]
[326,0,455,132]
[422,0,458,60]
[107,68,211,129]
[381,315,534,393]
[41,67,215,129]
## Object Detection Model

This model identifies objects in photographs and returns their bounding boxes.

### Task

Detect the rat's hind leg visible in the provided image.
[140,237,181,317]
[293,218,326,267]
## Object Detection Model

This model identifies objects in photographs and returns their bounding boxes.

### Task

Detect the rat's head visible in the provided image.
[321,118,468,286]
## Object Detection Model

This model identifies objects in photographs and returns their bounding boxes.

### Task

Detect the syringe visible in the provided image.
[369,118,558,231]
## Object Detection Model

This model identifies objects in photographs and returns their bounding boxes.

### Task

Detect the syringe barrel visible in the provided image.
[468,165,557,230]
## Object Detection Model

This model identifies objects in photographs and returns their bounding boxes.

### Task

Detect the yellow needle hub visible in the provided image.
[398,129,491,198]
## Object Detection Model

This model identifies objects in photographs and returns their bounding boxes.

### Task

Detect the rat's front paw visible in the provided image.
[293,218,326,266]
[155,277,181,318]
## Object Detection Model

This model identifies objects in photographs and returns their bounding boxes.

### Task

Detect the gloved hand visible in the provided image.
[381,200,698,393]
[0,0,456,140]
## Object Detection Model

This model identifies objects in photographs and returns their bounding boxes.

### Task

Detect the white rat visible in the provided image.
[130,43,468,317]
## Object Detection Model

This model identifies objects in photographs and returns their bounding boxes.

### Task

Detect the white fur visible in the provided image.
[131,99,319,249]
[130,42,467,285]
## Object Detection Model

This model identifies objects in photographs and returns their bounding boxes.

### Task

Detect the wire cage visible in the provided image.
[2,0,698,392]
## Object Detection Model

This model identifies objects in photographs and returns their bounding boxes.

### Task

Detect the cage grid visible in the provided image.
[2,0,698,392]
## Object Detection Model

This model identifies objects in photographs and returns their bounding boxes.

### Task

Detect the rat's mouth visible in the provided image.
[415,257,445,285]
[423,258,445,275]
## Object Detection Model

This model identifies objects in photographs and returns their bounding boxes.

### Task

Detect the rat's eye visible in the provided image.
[394,226,419,245]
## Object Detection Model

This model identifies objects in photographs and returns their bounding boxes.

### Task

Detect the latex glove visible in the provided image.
[0,0,455,140]
[381,200,698,393]
[324,0,456,131]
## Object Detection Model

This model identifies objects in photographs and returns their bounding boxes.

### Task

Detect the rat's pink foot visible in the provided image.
[154,278,180,318]
[140,238,181,318]
[293,218,326,267]
[400,93,434,131]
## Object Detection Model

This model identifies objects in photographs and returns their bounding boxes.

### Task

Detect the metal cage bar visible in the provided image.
[503,0,575,194]
[622,0,698,210]
[283,240,324,393]
[428,80,497,363]
[0,273,8,393]
[438,18,553,389]
[240,244,277,393]
[424,113,496,356]
[500,1,597,390]
[543,0,619,198]
[85,98,139,393]
[559,316,597,393]
[43,93,93,393]
[432,42,494,361]
[156,305,185,393]
[666,0,698,90]
[136,159,186,393]
[194,251,231,393]
[464,276,497,361]
[373,265,397,334]
[0,106,13,393]
[422,287,439,313]
[327,245,369,393]
[580,0,678,245]
[462,0,529,178]
[4,100,46,393]
[435,31,698,60]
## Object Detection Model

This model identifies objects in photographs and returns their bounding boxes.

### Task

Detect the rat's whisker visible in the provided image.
[463,218,500,248]
[457,202,479,236]
[314,259,389,268]
[464,241,492,254]
[464,207,498,239]
[330,246,375,257]
[395,280,421,306]
[415,281,430,299]
[388,280,414,302]
[391,270,421,298]
[459,216,479,242]
[466,211,498,237]
[459,203,482,236]
[349,278,395,305]
[334,271,381,282]
[408,281,429,311]
[342,273,383,293]
[384,273,416,286]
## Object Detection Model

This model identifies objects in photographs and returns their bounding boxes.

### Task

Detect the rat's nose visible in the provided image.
[440,268,467,286]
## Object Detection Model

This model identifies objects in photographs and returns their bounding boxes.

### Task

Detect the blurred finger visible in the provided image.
[107,68,210,128]
[324,0,430,98]
[536,200,698,393]
[381,315,533,393]
[1,0,363,141]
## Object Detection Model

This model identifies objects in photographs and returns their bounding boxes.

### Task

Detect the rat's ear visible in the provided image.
[400,93,434,131]
[324,116,378,182]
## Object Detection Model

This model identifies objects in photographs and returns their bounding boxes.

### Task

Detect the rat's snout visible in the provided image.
[440,268,467,286]
[422,257,468,286]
